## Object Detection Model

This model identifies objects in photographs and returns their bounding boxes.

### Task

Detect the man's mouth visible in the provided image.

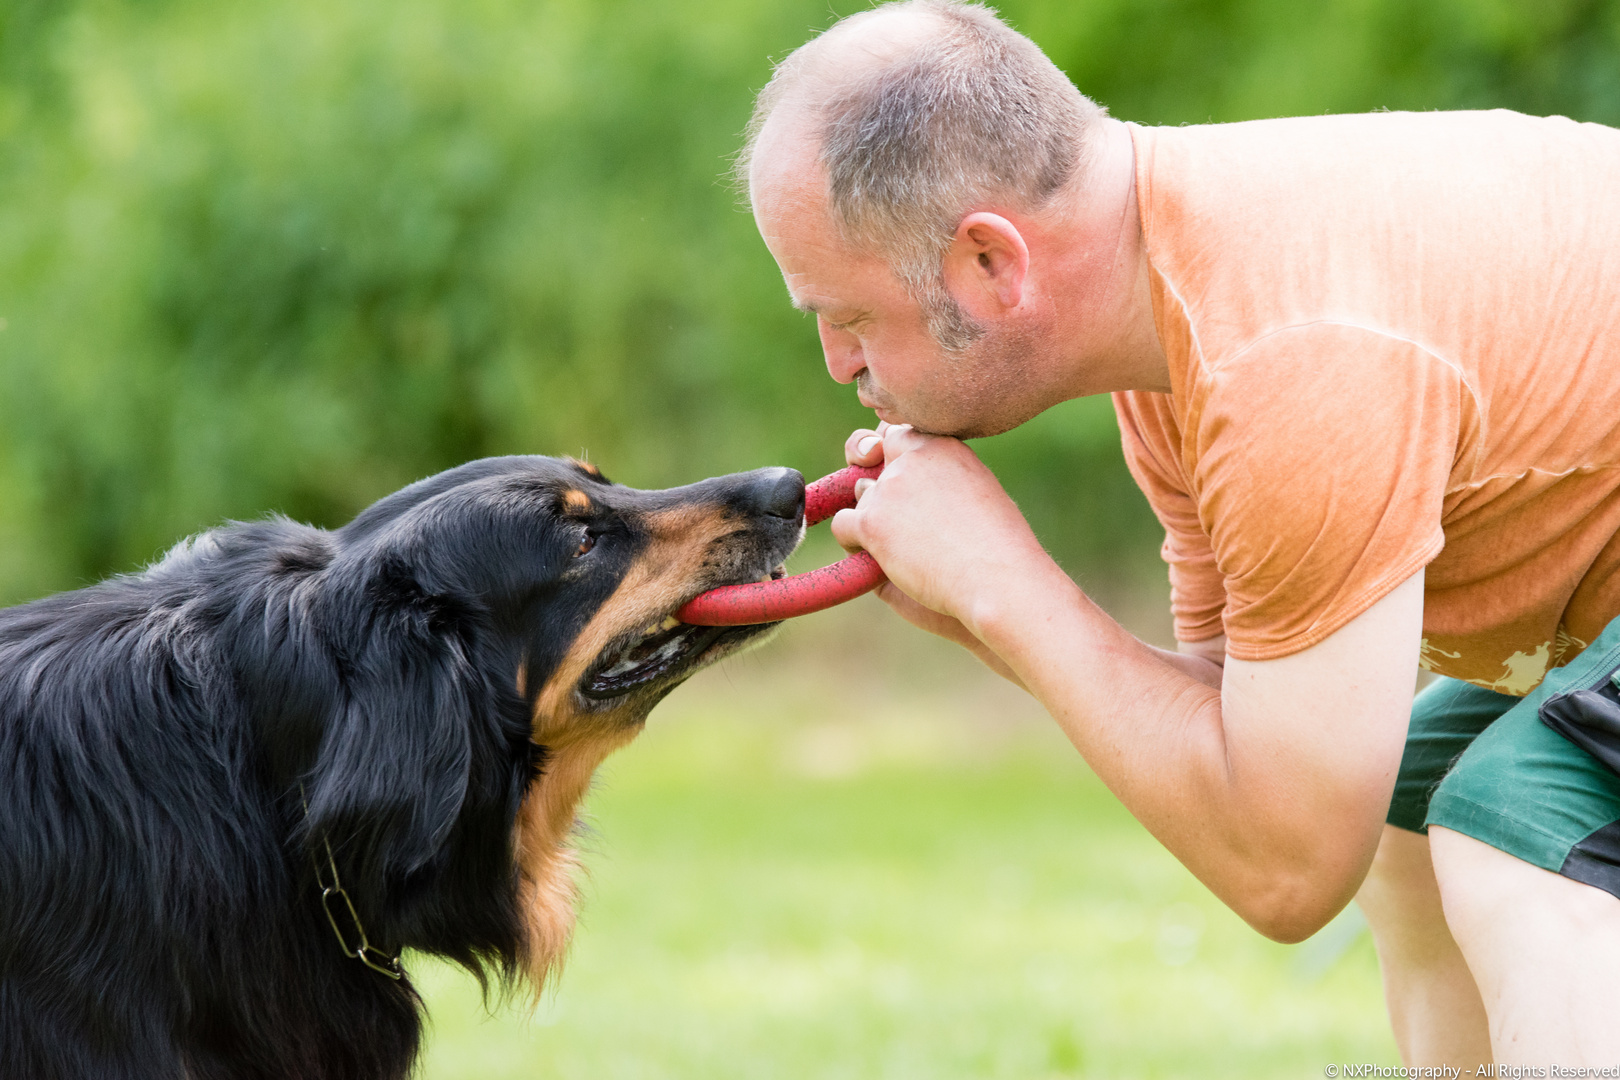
[855,371,899,416]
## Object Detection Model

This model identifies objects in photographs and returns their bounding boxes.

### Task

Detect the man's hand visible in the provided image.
[831,423,1420,943]
[833,424,1049,686]
[836,422,1222,689]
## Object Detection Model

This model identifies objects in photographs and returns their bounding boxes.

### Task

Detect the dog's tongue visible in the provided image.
[676,465,883,626]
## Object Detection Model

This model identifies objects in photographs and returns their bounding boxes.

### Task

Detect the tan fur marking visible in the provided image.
[512,502,734,992]
[533,503,731,731]
[510,728,635,994]
[565,456,602,478]
[562,489,592,515]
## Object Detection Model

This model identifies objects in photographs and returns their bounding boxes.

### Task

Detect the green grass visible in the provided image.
[413,605,1398,1078]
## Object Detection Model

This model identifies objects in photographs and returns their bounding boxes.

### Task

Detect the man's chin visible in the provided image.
[882,411,1015,441]
[861,388,1024,439]
[934,418,1022,440]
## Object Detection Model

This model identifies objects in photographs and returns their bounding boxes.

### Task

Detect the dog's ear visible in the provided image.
[300,555,511,891]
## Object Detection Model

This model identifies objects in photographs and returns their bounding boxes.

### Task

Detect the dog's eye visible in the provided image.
[574,533,597,557]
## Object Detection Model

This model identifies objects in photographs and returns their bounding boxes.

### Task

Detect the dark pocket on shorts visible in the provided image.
[1540,671,1620,777]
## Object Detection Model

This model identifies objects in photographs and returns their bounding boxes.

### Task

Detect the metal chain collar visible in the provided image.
[299,786,405,980]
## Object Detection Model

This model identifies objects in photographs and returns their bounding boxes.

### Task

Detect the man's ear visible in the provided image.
[943,211,1030,313]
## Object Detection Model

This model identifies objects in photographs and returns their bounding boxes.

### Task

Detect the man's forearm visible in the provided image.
[965,562,1415,942]
[830,424,1415,941]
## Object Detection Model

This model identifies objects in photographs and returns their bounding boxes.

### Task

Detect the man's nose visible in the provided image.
[818,319,864,384]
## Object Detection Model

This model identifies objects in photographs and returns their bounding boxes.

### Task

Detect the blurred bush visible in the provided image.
[0,0,1616,601]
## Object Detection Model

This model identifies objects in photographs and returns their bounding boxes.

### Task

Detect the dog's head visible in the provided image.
[256,455,804,991]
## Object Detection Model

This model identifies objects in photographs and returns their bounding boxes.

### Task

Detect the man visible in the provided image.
[740,0,1620,1066]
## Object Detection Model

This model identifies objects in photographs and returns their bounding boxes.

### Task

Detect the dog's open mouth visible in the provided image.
[581,566,786,700]
[583,618,725,699]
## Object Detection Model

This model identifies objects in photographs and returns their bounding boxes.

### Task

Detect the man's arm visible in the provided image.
[837,425,1418,942]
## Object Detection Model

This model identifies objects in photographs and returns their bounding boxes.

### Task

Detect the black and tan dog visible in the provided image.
[0,455,804,1080]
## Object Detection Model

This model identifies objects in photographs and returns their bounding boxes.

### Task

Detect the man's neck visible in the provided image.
[1043,118,1170,397]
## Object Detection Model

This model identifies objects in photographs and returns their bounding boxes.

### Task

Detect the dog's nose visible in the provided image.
[747,467,806,521]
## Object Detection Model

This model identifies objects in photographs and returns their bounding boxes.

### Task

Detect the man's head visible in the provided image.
[743,1,1112,437]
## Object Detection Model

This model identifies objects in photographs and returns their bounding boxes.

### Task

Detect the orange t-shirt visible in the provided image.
[1113,110,1620,695]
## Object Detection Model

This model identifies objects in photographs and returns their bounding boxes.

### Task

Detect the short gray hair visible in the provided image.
[740,1,1106,351]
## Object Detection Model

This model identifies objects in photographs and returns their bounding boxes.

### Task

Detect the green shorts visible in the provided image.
[1388,616,1620,898]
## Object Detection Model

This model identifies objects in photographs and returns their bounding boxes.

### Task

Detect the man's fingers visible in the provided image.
[874,584,1027,689]
[845,428,884,466]
[828,506,865,553]
[844,421,921,468]
[853,477,875,501]
[879,423,927,461]
[876,583,966,641]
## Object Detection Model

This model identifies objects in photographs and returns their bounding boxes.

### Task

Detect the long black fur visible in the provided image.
[0,455,799,1080]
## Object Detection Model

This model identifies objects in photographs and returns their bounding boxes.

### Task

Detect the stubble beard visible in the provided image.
[865,313,1053,440]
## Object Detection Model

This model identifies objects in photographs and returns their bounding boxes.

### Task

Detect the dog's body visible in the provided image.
[0,455,803,1080]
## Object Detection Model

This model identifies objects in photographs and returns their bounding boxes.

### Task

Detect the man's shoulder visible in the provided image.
[1131,109,1620,221]
[1131,107,1620,384]
[1131,107,1617,155]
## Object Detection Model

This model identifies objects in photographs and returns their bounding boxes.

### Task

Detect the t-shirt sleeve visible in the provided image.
[1113,390,1228,643]
[1188,324,1459,659]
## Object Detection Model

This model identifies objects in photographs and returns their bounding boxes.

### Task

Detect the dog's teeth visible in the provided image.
[638,615,682,637]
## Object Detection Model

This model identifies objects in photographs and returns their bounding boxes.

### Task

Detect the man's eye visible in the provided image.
[575,533,597,557]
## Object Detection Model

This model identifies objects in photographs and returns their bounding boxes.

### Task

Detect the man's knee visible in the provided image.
[1362,824,1437,895]
[1357,824,1450,950]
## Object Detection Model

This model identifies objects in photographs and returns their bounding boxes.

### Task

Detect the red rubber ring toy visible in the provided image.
[676,464,885,625]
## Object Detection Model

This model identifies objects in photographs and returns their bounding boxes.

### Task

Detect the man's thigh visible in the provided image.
[1431,824,1620,1062]
[1396,636,1620,1059]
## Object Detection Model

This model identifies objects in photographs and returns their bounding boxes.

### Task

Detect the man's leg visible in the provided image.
[1430,826,1620,1062]
[1416,624,1620,1062]
[1355,824,1490,1065]
[1361,676,1513,1064]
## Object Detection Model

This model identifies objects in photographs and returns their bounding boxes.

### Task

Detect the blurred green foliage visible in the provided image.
[0,0,1617,601]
